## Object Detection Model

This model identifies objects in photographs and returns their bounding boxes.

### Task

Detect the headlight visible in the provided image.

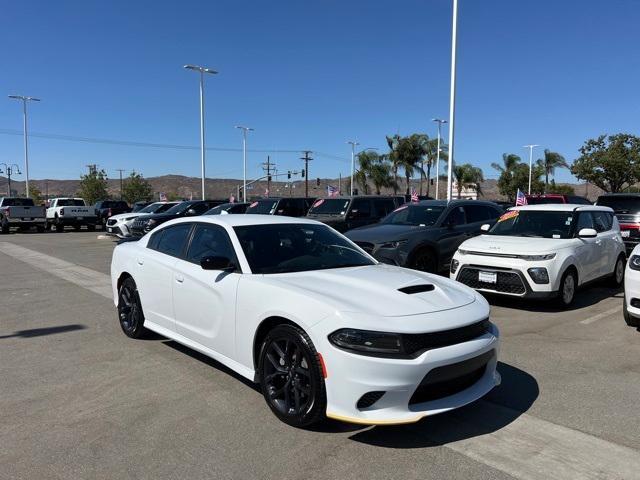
[520,253,556,261]
[379,239,408,249]
[457,248,468,255]
[329,329,402,356]
[451,259,459,274]
[629,255,640,271]
[527,267,549,284]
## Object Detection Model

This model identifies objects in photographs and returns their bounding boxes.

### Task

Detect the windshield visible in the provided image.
[526,196,564,205]
[162,202,192,215]
[57,199,86,207]
[2,198,35,206]
[307,199,350,215]
[246,200,278,214]
[234,223,375,274]
[596,196,640,214]
[382,204,445,226]
[488,210,575,239]
[140,202,176,214]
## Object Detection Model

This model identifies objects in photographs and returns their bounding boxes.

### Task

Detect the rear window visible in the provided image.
[246,200,279,215]
[1,198,35,206]
[526,196,564,205]
[596,196,640,214]
[57,199,86,207]
[100,201,128,209]
[307,199,350,215]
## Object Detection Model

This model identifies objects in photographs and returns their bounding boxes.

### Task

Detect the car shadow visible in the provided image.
[348,362,538,448]
[0,323,87,339]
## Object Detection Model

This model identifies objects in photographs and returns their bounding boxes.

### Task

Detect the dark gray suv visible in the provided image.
[344,200,503,273]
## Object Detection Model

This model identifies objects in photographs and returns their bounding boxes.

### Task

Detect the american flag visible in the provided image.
[159,192,167,201]
[515,189,527,206]
[410,187,419,203]
[327,185,339,197]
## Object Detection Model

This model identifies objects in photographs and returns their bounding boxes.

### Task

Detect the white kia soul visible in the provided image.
[450,204,626,307]
[623,244,640,328]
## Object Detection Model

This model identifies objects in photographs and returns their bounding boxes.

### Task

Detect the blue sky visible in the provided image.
[1,0,639,184]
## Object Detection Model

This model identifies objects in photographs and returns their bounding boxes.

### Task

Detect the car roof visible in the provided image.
[511,204,613,212]
[166,214,321,227]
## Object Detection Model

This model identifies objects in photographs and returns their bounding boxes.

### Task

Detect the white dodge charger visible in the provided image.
[110,215,500,427]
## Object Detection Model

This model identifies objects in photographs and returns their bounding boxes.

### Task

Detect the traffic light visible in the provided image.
[268,175,272,181]
[316,177,320,186]
[301,169,305,178]
[287,171,291,179]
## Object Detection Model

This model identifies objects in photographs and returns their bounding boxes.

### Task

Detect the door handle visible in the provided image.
[137,259,144,266]
[175,275,184,284]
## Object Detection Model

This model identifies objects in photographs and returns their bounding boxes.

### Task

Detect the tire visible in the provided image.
[55,220,64,232]
[258,324,327,428]
[558,268,577,307]
[36,225,45,233]
[610,254,625,287]
[117,277,147,338]
[410,248,438,274]
[623,295,639,327]
[87,224,96,232]
[44,221,52,231]
[101,217,107,230]
[1,220,9,234]
[74,224,81,231]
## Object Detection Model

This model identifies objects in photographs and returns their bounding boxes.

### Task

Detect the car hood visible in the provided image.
[136,213,180,222]
[110,212,143,221]
[460,234,573,255]
[265,264,476,317]
[345,223,424,242]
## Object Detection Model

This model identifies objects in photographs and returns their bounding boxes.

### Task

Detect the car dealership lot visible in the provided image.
[2,232,640,480]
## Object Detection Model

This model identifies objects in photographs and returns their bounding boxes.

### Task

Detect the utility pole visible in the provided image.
[0,163,21,196]
[116,169,126,200]
[86,164,97,175]
[347,141,359,196]
[8,95,40,198]
[45,180,49,202]
[447,0,458,202]
[523,144,540,194]
[432,118,448,199]
[261,156,275,198]
[339,173,342,195]
[301,151,313,197]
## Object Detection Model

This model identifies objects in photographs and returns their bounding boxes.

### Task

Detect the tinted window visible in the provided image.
[246,200,279,214]
[593,211,613,232]
[2,198,35,206]
[576,212,595,231]
[186,224,236,265]
[190,202,212,215]
[464,204,495,223]
[444,206,466,226]
[351,199,371,218]
[307,199,350,215]
[153,224,192,258]
[57,199,86,207]
[489,210,574,239]
[382,204,445,226]
[596,196,640,214]
[373,198,396,217]
[569,196,591,205]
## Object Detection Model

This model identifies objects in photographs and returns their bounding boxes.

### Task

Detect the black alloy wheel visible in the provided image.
[259,325,326,427]
[411,249,438,273]
[117,277,146,338]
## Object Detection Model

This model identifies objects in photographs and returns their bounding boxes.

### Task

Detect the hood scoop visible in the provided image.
[398,284,435,294]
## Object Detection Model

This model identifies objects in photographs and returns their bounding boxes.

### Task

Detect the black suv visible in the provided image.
[94,200,131,228]
[345,200,503,273]
[130,200,223,236]
[596,194,640,253]
[245,197,315,217]
[306,196,400,232]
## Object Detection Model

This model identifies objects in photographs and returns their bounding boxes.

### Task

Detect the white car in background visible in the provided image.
[106,202,178,237]
[451,205,626,307]
[623,246,640,328]
[111,215,500,427]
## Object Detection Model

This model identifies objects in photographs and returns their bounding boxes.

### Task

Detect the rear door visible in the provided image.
[592,211,617,276]
[463,204,499,236]
[346,198,373,230]
[574,212,600,282]
[436,206,468,267]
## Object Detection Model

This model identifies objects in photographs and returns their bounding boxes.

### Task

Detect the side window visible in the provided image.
[593,211,612,232]
[351,199,371,218]
[147,229,163,251]
[154,223,193,258]
[186,224,237,265]
[191,203,211,215]
[374,199,396,217]
[576,212,595,231]
[464,205,491,223]
[444,206,466,226]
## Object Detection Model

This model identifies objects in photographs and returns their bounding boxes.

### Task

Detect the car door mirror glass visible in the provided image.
[578,228,597,238]
[200,255,236,271]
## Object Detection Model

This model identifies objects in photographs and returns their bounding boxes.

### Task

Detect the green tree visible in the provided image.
[78,168,109,205]
[494,154,544,201]
[386,134,428,195]
[29,185,43,204]
[422,138,447,197]
[122,171,153,204]
[571,134,640,193]
[386,134,402,194]
[547,180,575,195]
[491,153,521,176]
[453,163,484,199]
[539,149,568,191]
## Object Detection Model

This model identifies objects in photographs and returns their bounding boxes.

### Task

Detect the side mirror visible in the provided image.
[578,228,597,238]
[200,255,236,272]
[186,208,197,216]
[480,224,491,232]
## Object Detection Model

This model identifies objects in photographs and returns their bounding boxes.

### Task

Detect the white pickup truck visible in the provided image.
[46,198,97,232]
[0,197,47,233]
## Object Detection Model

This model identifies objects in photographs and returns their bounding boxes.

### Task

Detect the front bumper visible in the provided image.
[311,314,500,425]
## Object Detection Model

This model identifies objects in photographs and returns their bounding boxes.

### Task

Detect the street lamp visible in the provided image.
[347,141,360,196]
[446,0,458,202]
[432,118,448,199]
[183,64,218,199]
[235,126,254,202]
[8,95,40,198]
[523,144,540,194]
[0,163,22,196]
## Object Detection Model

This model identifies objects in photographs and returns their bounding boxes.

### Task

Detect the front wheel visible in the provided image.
[410,248,438,274]
[558,269,577,307]
[259,324,326,427]
[117,277,147,338]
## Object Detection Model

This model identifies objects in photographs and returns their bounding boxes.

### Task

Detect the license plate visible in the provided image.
[478,271,497,284]
[622,230,630,238]
[76,217,83,221]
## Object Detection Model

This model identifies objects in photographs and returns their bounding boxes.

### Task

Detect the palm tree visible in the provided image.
[370,160,394,194]
[387,134,428,195]
[354,150,376,195]
[539,149,568,191]
[491,153,521,175]
[386,134,402,194]
[453,163,484,199]
[422,138,448,197]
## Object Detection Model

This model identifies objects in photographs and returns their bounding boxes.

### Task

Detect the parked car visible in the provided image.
[205,202,250,215]
[306,196,400,232]
[105,201,179,237]
[623,245,640,329]
[525,194,591,205]
[345,200,502,273]
[131,201,153,212]
[94,200,131,229]
[46,197,96,232]
[451,204,625,307]
[130,200,222,236]
[595,194,640,254]
[0,197,46,233]
[111,215,500,427]
[245,197,315,217]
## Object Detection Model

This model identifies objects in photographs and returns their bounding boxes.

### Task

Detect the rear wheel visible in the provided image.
[1,220,9,234]
[117,277,147,338]
[410,248,438,274]
[610,254,625,287]
[87,224,96,232]
[259,324,326,427]
[54,217,64,232]
[36,225,45,233]
[74,224,81,231]
[558,268,577,307]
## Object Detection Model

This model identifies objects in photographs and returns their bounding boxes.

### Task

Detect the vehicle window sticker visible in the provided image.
[498,210,519,222]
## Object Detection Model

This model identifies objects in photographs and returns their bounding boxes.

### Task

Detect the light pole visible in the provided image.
[432,118,448,199]
[446,0,458,202]
[235,126,254,202]
[523,144,540,194]
[8,95,40,198]
[184,64,218,199]
[0,163,22,196]
[347,141,359,196]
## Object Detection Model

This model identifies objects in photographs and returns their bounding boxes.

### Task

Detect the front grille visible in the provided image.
[400,319,490,358]
[357,391,385,410]
[457,267,526,295]
[409,349,494,405]
[354,241,374,254]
